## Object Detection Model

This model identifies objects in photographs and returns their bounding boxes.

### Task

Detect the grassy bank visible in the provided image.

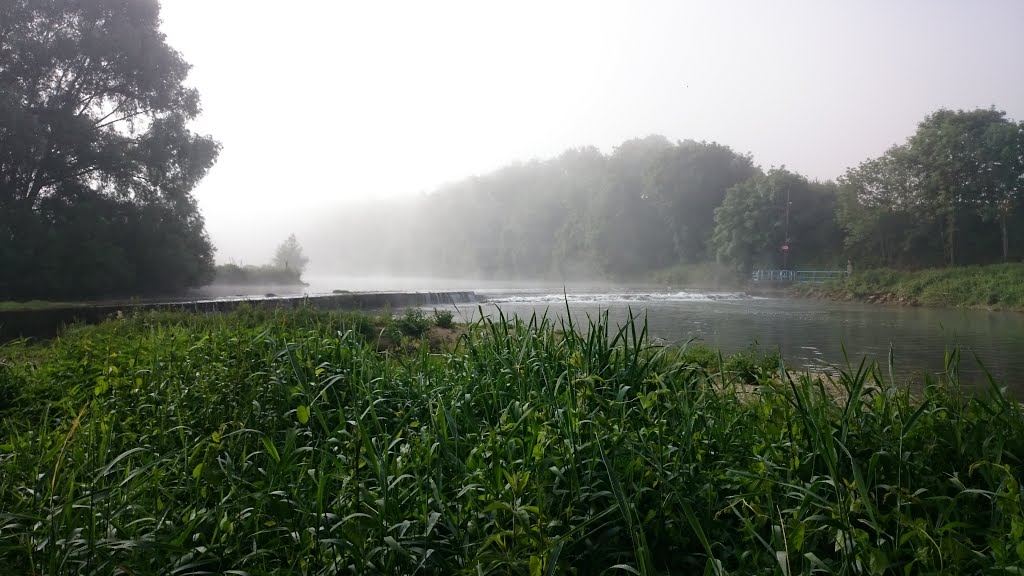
[793,263,1024,311]
[0,300,80,312]
[1,308,1022,574]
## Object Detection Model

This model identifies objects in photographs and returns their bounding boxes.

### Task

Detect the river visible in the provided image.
[303,276,1024,390]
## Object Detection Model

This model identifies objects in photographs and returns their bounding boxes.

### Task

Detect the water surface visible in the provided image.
[436,289,1024,390]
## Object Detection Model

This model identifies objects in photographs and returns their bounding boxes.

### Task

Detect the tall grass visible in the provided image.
[0,306,1021,574]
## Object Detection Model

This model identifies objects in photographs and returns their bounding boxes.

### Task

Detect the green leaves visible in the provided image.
[3,308,1023,574]
[1,0,219,300]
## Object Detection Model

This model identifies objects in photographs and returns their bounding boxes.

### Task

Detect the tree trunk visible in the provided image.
[947,212,956,267]
[1002,212,1009,263]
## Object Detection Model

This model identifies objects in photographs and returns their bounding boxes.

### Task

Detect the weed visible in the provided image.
[432,308,455,329]
[0,308,1020,574]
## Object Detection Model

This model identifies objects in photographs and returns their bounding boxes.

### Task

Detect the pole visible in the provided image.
[783,185,791,269]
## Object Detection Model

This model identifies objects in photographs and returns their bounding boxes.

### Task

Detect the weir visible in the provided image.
[0,291,479,342]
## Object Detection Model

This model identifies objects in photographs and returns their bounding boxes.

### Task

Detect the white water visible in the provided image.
[486,291,765,304]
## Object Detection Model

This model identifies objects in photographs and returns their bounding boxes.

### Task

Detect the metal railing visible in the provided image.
[751,269,849,284]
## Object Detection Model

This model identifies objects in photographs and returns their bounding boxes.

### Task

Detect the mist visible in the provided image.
[153,0,1024,280]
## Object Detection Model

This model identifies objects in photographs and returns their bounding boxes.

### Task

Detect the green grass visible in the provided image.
[0,300,80,312]
[793,263,1024,310]
[1,307,1022,574]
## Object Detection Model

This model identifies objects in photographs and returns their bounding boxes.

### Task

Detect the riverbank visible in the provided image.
[792,263,1024,311]
[1,308,1020,574]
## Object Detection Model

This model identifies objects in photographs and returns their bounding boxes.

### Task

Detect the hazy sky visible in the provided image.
[158,0,1024,268]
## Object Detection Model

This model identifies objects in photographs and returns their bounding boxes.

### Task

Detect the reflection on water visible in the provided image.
[433,290,1024,391]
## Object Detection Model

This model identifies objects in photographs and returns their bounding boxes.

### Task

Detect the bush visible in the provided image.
[723,344,781,384]
[396,308,432,337]
[432,308,454,329]
[677,341,719,370]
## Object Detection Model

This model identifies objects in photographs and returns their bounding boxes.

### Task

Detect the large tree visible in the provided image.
[0,0,219,299]
[836,108,1023,268]
[905,108,1016,266]
[644,140,756,263]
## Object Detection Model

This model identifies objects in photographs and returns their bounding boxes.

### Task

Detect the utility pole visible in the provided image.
[782,185,791,269]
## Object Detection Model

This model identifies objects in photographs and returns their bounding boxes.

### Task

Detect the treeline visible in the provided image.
[839,108,1024,268]
[211,234,310,286]
[320,107,1023,280]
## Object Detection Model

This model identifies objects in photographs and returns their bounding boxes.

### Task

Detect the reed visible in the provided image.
[1,306,1021,574]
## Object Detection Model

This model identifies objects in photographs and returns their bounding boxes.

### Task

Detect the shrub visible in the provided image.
[396,308,432,337]
[432,308,454,329]
[723,344,781,384]
[677,341,719,369]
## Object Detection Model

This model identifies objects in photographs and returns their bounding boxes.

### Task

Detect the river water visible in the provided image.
[303,277,1024,390]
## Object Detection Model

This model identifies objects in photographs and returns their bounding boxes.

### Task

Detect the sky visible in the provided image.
[158,0,1024,268]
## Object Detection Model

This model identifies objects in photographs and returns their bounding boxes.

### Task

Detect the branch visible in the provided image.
[95,107,152,130]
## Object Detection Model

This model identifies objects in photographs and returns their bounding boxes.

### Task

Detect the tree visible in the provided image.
[905,108,1013,266]
[273,234,309,274]
[644,140,756,263]
[978,120,1024,262]
[712,169,840,273]
[0,0,219,299]
[837,108,1024,268]
[836,147,925,267]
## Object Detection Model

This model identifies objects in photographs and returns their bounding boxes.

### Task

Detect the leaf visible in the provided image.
[296,405,310,425]
[383,536,410,558]
[262,436,281,464]
[94,376,109,396]
[192,463,204,479]
[529,555,542,576]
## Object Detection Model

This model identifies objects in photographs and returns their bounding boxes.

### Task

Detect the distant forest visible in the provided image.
[2,2,1022,300]
[317,108,1024,281]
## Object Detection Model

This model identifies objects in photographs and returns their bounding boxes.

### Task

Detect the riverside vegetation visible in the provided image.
[1,307,1022,575]
[794,263,1024,311]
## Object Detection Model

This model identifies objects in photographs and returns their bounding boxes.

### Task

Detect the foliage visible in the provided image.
[0,0,220,299]
[396,307,432,336]
[213,263,304,286]
[1,309,1022,574]
[0,300,78,312]
[795,263,1024,310]
[722,343,782,384]
[649,261,740,288]
[313,137,760,281]
[675,341,721,370]
[837,108,1024,268]
[432,307,455,329]
[646,140,758,263]
[311,108,1022,282]
[273,233,310,275]
[712,168,841,272]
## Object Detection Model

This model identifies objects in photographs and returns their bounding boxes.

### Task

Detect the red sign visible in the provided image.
[781,244,790,252]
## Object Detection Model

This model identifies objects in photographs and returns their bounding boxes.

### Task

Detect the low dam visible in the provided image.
[0,291,479,342]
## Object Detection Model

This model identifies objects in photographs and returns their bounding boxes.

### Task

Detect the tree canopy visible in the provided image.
[0,0,219,299]
[837,108,1024,268]
[312,108,1021,282]
[273,234,309,275]
[2,0,1019,304]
